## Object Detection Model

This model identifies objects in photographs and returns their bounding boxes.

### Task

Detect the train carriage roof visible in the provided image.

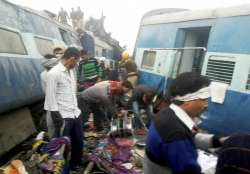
[2,0,76,34]
[142,4,250,25]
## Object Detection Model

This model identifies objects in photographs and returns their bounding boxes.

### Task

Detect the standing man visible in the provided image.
[75,6,84,29]
[57,7,69,24]
[44,47,83,171]
[70,8,77,29]
[119,51,138,87]
[77,50,100,91]
[144,72,225,174]
[40,57,58,138]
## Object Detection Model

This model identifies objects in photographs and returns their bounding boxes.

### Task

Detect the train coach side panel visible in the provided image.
[0,56,44,114]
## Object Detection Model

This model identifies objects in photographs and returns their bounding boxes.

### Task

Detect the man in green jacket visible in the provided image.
[77,50,100,91]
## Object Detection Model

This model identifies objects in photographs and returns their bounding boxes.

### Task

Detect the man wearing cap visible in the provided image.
[144,72,225,174]
[119,51,138,87]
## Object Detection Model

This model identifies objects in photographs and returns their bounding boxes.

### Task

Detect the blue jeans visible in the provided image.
[132,101,153,129]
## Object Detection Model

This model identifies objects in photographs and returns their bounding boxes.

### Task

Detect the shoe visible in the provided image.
[70,165,84,173]
[94,129,106,138]
[84,132,98,138]
[94,127,104,133]
[136,128,146,136]
[84,122,94,132]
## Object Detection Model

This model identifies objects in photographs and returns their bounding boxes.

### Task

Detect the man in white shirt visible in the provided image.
[40,56,58,138]
[44,47,82,170]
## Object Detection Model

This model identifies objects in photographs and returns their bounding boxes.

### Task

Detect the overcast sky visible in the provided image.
[8,0,250,53]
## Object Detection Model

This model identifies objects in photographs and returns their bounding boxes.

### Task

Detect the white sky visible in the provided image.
[8,0,250,53]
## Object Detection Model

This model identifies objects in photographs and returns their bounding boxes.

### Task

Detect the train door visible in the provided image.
[171,47,207,78]
[135,47,208,94]
[176,27,211,74]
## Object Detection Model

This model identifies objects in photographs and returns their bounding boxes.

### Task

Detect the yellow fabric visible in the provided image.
[32,140,45,152]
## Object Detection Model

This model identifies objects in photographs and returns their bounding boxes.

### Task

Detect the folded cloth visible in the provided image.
[4,160,28,174]
[40,137,70,155]
[115,138,135,147]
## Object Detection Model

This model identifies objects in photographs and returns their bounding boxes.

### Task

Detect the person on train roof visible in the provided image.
[144,72,226,174]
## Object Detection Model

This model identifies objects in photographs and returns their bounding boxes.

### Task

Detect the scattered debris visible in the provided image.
[1,110,146,174]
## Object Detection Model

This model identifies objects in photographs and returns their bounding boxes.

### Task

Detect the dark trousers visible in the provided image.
[133,102,153,129]
[62,116,83,169]
[80,99,105,130]
[93,110,106,131]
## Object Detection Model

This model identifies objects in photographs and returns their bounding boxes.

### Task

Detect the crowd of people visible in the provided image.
[39,46,250,174]
[57,7,84,29]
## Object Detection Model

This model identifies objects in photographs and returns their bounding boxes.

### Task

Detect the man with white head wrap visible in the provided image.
[144,72,226,174]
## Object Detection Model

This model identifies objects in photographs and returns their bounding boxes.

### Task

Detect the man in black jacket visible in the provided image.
[144,72,225,174]
[130,85,154,129]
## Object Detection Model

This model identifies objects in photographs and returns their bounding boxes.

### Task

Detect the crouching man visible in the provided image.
[78,80,133,131]
[129,85,155,129]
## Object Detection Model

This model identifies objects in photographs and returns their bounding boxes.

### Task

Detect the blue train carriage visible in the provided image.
[134,5,250,136]
[0,0,81,155]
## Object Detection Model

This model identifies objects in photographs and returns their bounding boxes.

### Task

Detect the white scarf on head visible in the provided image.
[173,86,210,102]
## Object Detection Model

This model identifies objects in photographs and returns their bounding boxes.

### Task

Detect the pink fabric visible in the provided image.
[115,138,135,147]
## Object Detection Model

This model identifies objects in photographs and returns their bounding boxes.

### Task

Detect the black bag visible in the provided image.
[216,134,250,174]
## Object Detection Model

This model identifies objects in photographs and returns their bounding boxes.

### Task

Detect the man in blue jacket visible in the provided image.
[144,72,224,174]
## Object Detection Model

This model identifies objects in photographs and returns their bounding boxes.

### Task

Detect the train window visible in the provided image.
[59,28,71,45]
[246,69,250,90]
[34,37,54,55]
[141,50,156,70]
[0,28,27,54]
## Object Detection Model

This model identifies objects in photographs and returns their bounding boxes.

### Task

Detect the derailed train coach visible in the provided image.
[134,5,250,136]
[0,0,81,155]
